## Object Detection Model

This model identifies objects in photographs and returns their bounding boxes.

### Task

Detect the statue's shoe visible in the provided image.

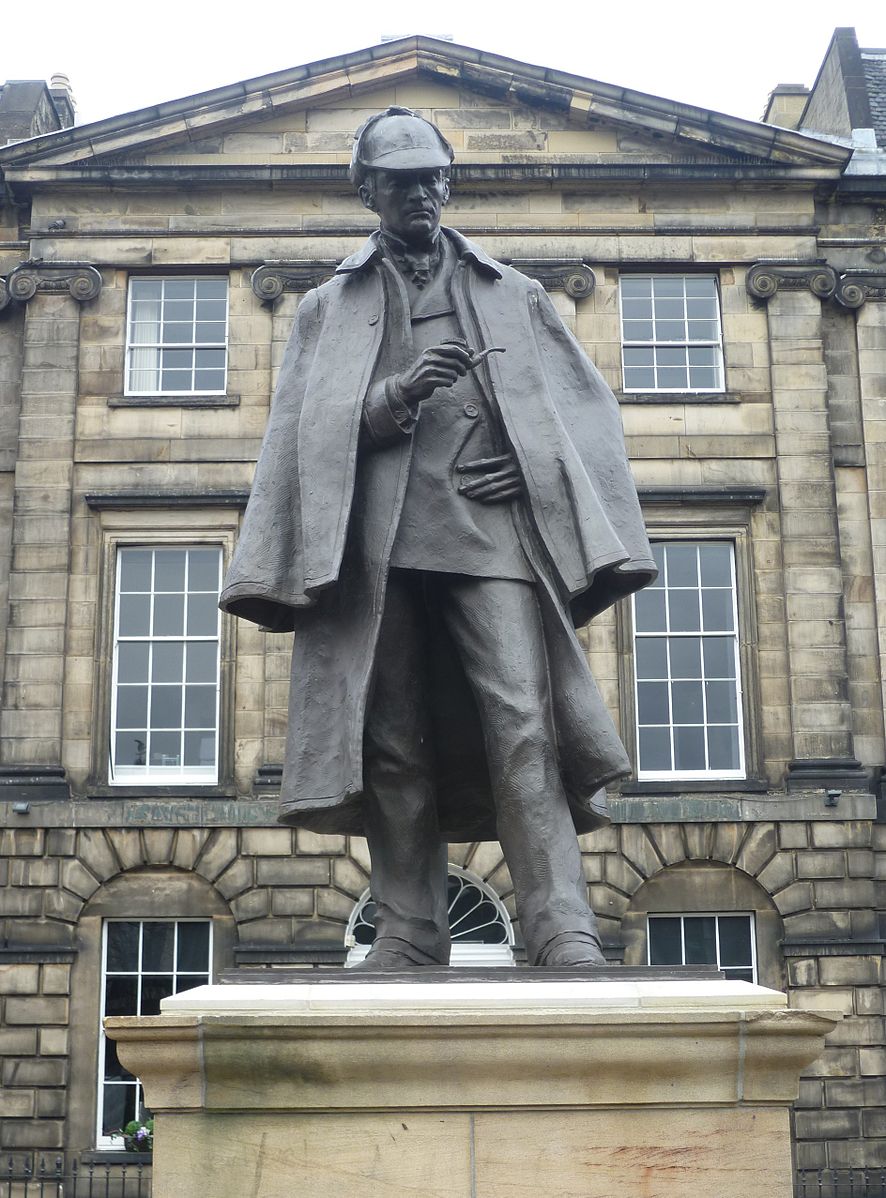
[349,948,440,971]
[538,936,607,968]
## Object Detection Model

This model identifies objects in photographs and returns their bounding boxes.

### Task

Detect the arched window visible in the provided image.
[344,865,515,967]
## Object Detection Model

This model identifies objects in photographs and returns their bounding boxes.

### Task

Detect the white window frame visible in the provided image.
[124,276,229,397]
[619,274,725,394]
[109,544,223,786]
[632,539,746,782]
[344,865,515,967]
[97,918,212,1149]
[647,912,757,982]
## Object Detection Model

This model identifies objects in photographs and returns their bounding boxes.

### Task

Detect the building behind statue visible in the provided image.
[0,27,885,1191]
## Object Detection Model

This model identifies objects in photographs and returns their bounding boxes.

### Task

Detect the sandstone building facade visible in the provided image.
[1,30,885,1187]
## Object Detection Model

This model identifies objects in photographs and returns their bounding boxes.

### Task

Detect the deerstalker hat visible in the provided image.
[353,107,453,174]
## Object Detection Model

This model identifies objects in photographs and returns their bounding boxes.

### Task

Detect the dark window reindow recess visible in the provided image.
[648,913,755,983]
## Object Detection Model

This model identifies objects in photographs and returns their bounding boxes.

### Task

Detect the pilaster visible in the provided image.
[750,264,854,763]
[0,265,101,769]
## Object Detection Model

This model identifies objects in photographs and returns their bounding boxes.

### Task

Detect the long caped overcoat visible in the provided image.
[220,228,656,839]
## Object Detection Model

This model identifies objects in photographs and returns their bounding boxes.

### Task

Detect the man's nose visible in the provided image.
[405,180,428,201]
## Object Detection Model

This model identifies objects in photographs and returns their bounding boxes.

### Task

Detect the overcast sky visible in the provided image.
[5,0,885,128]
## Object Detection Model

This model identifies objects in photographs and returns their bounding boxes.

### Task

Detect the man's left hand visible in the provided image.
[456,454,524,503]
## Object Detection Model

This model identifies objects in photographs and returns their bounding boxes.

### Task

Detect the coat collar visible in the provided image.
[336,226,502,280]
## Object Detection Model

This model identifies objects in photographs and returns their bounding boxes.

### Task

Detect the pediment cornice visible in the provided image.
[0,38,852,174]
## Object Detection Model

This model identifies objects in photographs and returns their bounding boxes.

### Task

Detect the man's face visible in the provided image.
[361,168,450,247]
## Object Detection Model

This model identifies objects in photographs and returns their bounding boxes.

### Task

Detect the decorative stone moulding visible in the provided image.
[251,262,339,302]
[6,261,103,303]
[251,259,596,303]
[746,261,837,302]
[835,271,886,309]
[505,259,596,299]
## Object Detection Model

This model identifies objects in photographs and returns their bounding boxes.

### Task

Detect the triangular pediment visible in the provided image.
[0,38,851,175]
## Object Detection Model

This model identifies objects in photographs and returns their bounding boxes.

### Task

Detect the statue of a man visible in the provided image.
[220,108,656,968]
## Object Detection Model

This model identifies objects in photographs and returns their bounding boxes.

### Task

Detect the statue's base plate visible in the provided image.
[220,964,723,985]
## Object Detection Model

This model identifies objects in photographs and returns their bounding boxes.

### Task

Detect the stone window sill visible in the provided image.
[617,391,739,404]
[107,394,240,408]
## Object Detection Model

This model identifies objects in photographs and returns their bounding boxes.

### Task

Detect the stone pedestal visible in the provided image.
[107,975,836,1198]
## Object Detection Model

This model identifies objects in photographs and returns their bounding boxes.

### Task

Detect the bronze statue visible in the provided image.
[220,108,656,968]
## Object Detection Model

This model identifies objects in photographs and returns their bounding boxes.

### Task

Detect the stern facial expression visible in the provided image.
[361,168,450,249]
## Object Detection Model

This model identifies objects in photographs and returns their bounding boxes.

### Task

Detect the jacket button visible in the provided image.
[368,314,379,325]
[463,403,479,419]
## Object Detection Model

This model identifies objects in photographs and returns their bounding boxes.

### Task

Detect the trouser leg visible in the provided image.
[362,571,450,965]
[439,576,602,966]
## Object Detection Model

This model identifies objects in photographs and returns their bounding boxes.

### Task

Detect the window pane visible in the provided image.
[119,550,152,592]
[152,642,184,683]
[189,549,220,590]
[705,680,739,724]
[149,731,181,766]
[115,732,146,767]
[178,922,210,972]
[656,366,688,389]
[102,1083,136,1136]
[118,594,150,637]
[197,278,228,299]
[674,724,706,770]
[118,643,149,683]
[648,917,682,965]
[164,322,192,344]
[131,279,162,301]
[665,544,698,587]
[623,319,654,341]
[623,346,654,368]
[702,588,734,632]
[653,278,684,298]
[106,922,140,971]
[637,681,669,725]
[639,726,672,772]
[103,1036,134,1082]
[708,724,741,771]
[635,587,666,632]
[194,348,225,370]
[175,974,209,993]
[164,279,195,300]
[683,916,717,964]
[142,923,175,971]
[703,636,736,678]
[116,686,148,729]
[194,369,226,392]
[671,681,703,724]
[623,366,655,390]
[636,637,668,679]
[668,590,700,632]
[186,642,217,683]
[150,687,182,729]
[669,637,701,679]
[153,593,184,636]
[184,730,216,767]
[154,550,186,591]
[104,975,139,1017]
[185,685,216,728]
[160,370,192,392]
[620,278,651,298]
[141,976,174,1016]
[187,593,219,636]
[718,916,752,968]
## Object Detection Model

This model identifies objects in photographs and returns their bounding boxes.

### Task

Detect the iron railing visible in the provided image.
[3,1158,151,1198]
[796,1169,886,1198]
